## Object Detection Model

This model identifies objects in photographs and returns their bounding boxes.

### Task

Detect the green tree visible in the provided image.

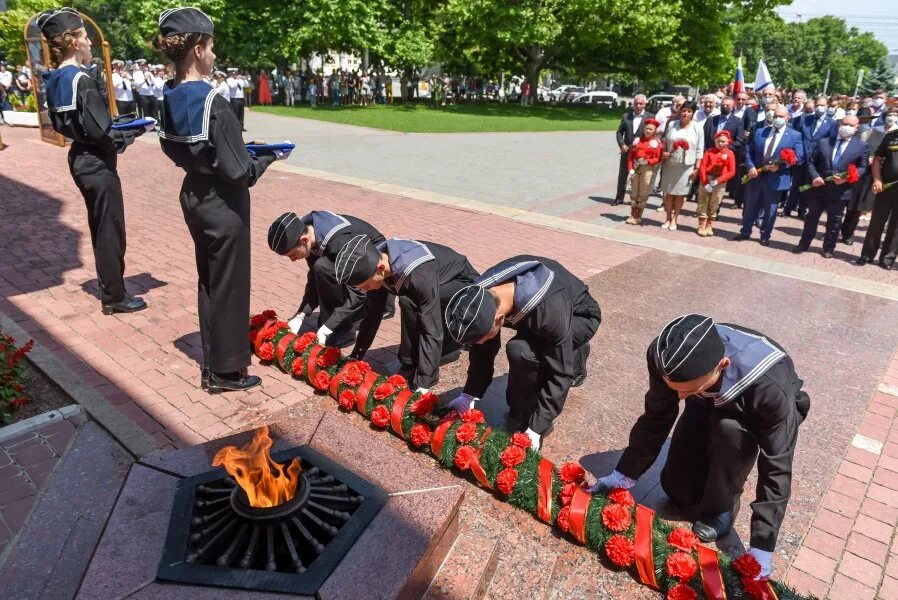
[861,56,897,96]
[0,0,56,64]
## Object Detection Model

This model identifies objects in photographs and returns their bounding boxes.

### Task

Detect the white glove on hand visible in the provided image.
[704,184,714,193]
[415,387,430,394]
[709,178,718,188]
[316,325,332,345]
[746,547,772,579]
[143,117,157,132]
[583,470,637,494]
[448,392,477,414]
[273,149,292,160]
[525,427,541,450]
[288,313,305,334]
[628,169,636,177]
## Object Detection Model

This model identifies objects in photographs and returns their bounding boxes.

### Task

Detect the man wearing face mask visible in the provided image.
[871,90,888,127]
[584,314,809,580]
[736,105,805,245]
[857,107,898,269]
[730,93,756,209]
[756,86,777,126]
[785,96,835,218]
[829,97,845,121]
[794,115,867,258]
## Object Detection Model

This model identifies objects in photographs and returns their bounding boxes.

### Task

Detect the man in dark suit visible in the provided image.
[793,115,867,258]
[613,94,654,206]
[729,92,757,208]
[784,96,837,218]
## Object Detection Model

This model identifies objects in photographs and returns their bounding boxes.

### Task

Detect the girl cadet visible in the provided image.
[38,8,148,315]
[154,7,282,393]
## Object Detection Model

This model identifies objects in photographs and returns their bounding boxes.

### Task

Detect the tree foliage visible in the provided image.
[0,0,57,64]
[861,56,897,96]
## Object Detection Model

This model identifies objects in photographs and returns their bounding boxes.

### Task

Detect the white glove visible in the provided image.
[415,387,430,394]
[448,392,477,414]
[143,117,157,132]
[584,470,637,494]
[704,184,714,193]
[746,547,772,579]
[525,427,541,450]
[628,169,636,177]
[273,148,292,160]
[288,313,305,334]
[316,325,332,345]
[709,178,718,188]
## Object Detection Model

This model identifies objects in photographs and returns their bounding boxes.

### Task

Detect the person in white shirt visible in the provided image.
[694,94,720,123]
[111,60,135,116]
[151,66,166,122]
[132,59,157,120]
[226,68,246,130]
[214,71,230,101]
[787,90,806,118]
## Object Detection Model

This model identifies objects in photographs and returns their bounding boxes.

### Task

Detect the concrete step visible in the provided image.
[423,530,500,600]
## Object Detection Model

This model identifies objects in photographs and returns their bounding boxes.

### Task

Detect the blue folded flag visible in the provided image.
[111,117,156,131]
[245,142,296,157]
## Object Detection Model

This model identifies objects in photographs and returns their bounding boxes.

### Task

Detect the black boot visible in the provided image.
[201,367,210,390]
[382,306,395,319]
[692,510,735,543]
[571,371,587,388]
[102,294,147,315]
[207,369,261,394]
[439,349,462,366]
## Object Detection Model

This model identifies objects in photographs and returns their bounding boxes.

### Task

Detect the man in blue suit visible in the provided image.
[784,96,837,218]
[793,115,868,258]
[734,105,805,246]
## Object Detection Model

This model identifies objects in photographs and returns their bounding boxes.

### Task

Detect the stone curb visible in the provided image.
[0,311,158,458]
[0,404,81,444]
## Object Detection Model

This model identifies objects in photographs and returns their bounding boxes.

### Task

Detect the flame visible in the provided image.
[212,426,301,508]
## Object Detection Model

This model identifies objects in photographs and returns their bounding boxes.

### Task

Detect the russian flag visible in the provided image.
[733,57,745,95]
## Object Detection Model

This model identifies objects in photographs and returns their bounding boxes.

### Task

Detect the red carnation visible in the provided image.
[666,551,698,583]
[500,445,526,468]
[668,527,700,552]
[604,535,635,567]
[672,140,690,151]
[608,488,635,508]
[257,342,274,361]
[667,583,697,600]
[601,503,632,532]
[779,148,797,166]
[461,409,485,424]
[291,358,305,377]
[454,445,476,470]
[455,422,478,444]
[387,374,407,387]
[342,364,364,387]
[355,361,371,373]
[557,506,571,532]
[373,382,396,401]
[510,432,532,448]
[316,346,341,368]
[370,405,390,427]
[313,371,330,391]
[741,577,771,600]
[409,424,432,447]
[559,483,577,507]
[732,553,762,579]
[559,462,586,484]
[338,390,355,411]
[250,313,268,327]
[496,468,518,495]
[410,392,437,416]
[294,332,318,354]
[262,309,277,319]
[847,163,859,184]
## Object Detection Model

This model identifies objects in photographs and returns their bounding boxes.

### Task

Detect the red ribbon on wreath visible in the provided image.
[253,319,277,350]
[634,505,659,589]
[389,389,414,438]
[431,414,460,457]
[696,544,727,600]
[537,459,555,524]
[355,370,379,414]
[469,428,493,490]
[275,333,297,371]
[305,346,324,383]
[568,487,592,545]
[328,363,353,398]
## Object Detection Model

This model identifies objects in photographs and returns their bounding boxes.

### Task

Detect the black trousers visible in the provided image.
[615,153,629,201]
[230,98,246,127]
[138,95,157,120]
[841,209,862,243]
[729,148,746,206]
[506,295,601,434]
[799,192,847,252]
[180,175,252,373]
[311,255,366,333]
[659,399,759,517]
[397,278,468,388]
[117,100,135,117]
[861,187,898,266]
[68,145,126,304]
[784,170,808,214]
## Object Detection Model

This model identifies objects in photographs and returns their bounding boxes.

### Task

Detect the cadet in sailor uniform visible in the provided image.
[226,68,246,130]
[586,314,810,579]
[213,70,229,101]
[444,256,601,450]
[334,236,478,392]
[268,211,397,346]
[111,59,135,116]
[132,58,157,120]
[151,65,166,122]
[38,8,147,315]
[154,7,281,393]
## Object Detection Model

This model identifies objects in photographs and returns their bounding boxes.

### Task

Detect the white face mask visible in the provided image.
[873,98,886,108]
[772,117,786,128]
[765,109,775,121]
[816,105,827,115]
[838,125,857,139]
[846,109,857,116]
[887,115,898,127]
[826,107,836,116]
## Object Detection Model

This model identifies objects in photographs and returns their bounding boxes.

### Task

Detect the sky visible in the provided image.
[777,0,898,54]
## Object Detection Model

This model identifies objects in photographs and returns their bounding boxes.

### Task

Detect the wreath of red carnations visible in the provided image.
[667,583,697,600]
[409,423,432,447]
[604,535,635,567]
[370,405,390,427]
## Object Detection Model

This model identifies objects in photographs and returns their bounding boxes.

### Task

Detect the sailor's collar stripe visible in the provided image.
[395,251,434,291]
[477,261,539,287]
[48,70,85,113]
[158,87,217,143]
[507,271,554,325]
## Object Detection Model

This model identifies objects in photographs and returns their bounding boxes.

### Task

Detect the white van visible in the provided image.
[571,91,618,107]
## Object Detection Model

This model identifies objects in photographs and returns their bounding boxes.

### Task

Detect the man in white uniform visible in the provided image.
[111,60,135,116]
[226,67,246,131]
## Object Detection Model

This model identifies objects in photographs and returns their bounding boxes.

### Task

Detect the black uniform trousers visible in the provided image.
[68,144,126,304]
[729,147,747,207]
[799,191,847,252]
[310,255,367,333]
[180,173,251,374]
[783,170,808,214]
[396,278,467,380]
[842,173,874,243]
[505,295,601,431]
[861,187,898,266]
[615,153,629,201]
[117,100,135,117]
[138,94,157,120]
[230,98,245,127]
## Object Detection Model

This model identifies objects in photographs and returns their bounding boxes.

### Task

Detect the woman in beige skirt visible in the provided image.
[660,100,704,230]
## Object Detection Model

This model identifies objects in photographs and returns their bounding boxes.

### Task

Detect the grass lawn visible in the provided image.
[251,102,622,133]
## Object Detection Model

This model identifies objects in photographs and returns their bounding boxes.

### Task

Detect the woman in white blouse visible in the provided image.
[660,100,704,230]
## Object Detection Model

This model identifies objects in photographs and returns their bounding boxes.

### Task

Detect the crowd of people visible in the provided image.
[615,87,898,267]
[0,62,34,112]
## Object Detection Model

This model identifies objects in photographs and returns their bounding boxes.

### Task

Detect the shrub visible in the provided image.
[0,331,34,425]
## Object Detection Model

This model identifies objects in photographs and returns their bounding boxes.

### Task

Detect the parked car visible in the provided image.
[571,91,619,107]
[554,86,587,103]
[647,93,675,111]
[550,85,579,102]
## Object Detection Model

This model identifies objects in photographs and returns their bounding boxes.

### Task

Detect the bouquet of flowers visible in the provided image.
[741,148,797,184]
[882,180,898,193]
[799,163,859,192]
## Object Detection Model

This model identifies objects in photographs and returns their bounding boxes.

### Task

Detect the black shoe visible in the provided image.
[791,245,807,254]
[611,198,623,207]
[759,238,770,247]
[692,511,735,543]
[881,262,894,271]
[207,370,261,394]
[841,237,854,246]
[382,307,395,319]
[571,371,587,388]
[855,257,870,266]
[201,367,210,390]
[781,210,792,218]
[822,251,834,259]
[102,294,147,315]
[439,349,461,366]
[732,233,749,241]
[797,210,807,220]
